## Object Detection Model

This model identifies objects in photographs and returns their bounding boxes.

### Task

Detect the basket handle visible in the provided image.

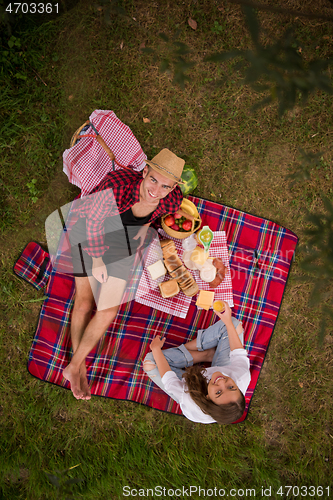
[70,121,133,171]
[191,215,201,232]
[96,134,115,161]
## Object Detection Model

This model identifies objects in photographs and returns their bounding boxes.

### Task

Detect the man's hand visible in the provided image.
[92,257,108,283]
[150,335,166,352]
[133,224,150,249]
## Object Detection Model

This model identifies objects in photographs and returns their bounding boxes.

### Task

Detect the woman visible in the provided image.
[143,302,251,424]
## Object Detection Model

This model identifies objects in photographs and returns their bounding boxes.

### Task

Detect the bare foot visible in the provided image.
[79,363,91,400]
[63,364,85,399]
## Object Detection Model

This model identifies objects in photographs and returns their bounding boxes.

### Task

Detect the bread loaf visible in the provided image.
[164,255,183,273]
[159,238,199,298]
[159,279,180,298]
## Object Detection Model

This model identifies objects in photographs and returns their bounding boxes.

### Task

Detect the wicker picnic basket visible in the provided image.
[161,198,201,239]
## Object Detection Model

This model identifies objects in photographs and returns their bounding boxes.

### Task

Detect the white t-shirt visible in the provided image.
[162,348,251,424]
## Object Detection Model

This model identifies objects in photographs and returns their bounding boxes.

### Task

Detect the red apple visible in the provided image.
[164,215,175,227]
[170,223,180,231]
[182,220,192,231]
[174,212,182,219]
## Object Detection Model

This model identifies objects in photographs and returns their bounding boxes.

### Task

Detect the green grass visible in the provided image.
[1,0,333,498]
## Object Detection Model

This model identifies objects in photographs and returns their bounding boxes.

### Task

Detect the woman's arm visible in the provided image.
[215,302,243,351]
[150,336,172,378]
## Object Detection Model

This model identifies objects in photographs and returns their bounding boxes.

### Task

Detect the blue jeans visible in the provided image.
[142,317,243,404]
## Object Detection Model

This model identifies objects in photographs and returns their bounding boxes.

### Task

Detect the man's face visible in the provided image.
[141,166,176,203]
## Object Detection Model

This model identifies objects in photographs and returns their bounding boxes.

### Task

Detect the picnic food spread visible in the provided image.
[137,227,233,317]
[155,232,228,305]
[143,201,230,310]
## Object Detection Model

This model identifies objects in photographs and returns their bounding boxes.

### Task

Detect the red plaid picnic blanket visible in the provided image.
[63,110,147,196]
[14,242,52,291]
[27,197,298,423]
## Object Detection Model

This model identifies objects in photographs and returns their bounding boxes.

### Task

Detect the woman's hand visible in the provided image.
[215,301,232,325]
[150,335,166,352]
[92,257,108,283]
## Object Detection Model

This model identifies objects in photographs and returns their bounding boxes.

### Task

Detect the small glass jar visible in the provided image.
[182,233,197,251]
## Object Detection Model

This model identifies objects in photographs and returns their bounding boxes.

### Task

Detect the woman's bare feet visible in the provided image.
[63,363,90,400]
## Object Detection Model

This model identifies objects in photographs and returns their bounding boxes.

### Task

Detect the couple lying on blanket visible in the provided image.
[63,148,251,424]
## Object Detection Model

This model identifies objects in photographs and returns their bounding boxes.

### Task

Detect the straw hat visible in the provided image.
[145,149,185,184]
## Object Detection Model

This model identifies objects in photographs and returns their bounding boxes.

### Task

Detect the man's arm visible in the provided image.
[150,336,172,378]
[132,222,151,248]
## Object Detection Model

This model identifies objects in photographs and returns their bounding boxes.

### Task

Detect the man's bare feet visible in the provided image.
[79,363,91,400]
[63,364,85,400]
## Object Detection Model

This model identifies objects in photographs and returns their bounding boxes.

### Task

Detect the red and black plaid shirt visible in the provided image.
[73,169,182,258]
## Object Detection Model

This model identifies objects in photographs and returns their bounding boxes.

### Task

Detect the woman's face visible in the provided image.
[207,372,241,406]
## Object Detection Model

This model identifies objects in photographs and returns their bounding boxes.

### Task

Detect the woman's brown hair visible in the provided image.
[182,364,245,424]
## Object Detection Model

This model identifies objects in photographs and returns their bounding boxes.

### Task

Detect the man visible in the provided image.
[63,149,190,400]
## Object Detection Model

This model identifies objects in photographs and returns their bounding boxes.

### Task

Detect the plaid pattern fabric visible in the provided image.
[63,110,147,196]
[14,242,52,290]
[28,197,298,423]
[71,169,183,257]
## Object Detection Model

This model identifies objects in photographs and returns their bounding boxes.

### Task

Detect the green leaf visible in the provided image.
[141,47,155,55]
[322,196,333,217]
[205,49,243,63]
[64,478,84,485]
[160,58,170,72]
[159,32,169,42]
[14,72,27,80]
[46,474,60,488]
[242,6,260,46]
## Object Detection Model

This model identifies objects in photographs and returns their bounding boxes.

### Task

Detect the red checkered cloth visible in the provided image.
[27,196,298,423]
[63,110,147,196]
[135,229,233,318]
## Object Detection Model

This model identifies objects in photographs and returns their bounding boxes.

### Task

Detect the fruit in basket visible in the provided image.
[170,223,180,231]
[164,215,175,227]
[174,212,182,219]
[182,220,192,231]
[180,166,198,196]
